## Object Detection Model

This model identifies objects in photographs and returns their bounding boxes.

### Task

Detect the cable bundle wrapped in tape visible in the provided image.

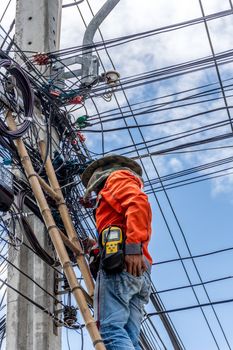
[0,56,34,139]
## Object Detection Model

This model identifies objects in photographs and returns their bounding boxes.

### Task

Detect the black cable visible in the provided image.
[147,297,233,317]
[0,56,34,138]
[84,3,185,347]
[16,191,56,266]
[83,106,233,132]
[153,275,233,295]
[88,87,233,125]
[62,0,84,8]
[88,50,233,96]
[0,278,68,327]
[145,167,233,193]
[66,328,71,350]
[0,222,64,277]
[49,8,233,57]
[129,131,233,159]
[143,156,233,193]
[0,252,64,307]
[0,0,12,24]
[89,78,233,120]
[198,0,233,136]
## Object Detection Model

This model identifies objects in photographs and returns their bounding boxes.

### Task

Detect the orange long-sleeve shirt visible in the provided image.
[95,170,152,265]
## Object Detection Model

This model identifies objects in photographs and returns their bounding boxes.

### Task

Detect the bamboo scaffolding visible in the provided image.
[37,175,62,201]
[38,140,95,298]
[7,111,105,350]
[58,229,83,257]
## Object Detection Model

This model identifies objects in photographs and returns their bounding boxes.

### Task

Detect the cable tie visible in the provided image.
[20,156,30,163]
[63,261,72,269]
[93,339,104,346]
[57,200,66,205]
[47,224,58,232]
[71,285,81,293]
[41,207,51,215]
[28,173,38,180]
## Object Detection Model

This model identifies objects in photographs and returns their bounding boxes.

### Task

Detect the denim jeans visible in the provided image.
[94,268,151,350]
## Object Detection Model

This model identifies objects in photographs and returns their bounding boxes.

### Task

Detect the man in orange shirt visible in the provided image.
[82,155,152,350]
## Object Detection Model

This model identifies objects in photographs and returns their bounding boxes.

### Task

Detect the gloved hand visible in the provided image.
[82,237,96,255]
[124,254,147,277]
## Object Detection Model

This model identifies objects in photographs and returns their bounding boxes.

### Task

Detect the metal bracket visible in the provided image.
[54,0,120,85]
[52,53,99,82]
[82,0,120,85]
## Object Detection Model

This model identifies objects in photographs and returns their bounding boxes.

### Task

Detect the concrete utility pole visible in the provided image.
[6,1,62,350]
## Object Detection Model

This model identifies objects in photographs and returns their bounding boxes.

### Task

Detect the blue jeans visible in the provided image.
[94,269,151,350]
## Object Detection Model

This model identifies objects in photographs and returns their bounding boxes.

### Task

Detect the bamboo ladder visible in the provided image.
[7,111,106,350]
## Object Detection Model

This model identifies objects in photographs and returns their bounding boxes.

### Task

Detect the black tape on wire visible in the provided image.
[0,57,34,139]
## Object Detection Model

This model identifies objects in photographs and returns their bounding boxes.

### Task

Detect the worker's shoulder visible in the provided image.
[108,169,142,185]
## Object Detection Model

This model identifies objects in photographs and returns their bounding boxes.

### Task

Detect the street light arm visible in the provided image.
[82,0,120,83]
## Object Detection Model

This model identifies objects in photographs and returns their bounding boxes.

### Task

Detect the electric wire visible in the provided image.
[146,297,233,317]
[84,3,185,347]
[0,252,65,308]
[154,275,233,295]
[0,277,75,328]
[82,5,233,347]
[83,2,233,348]
[49,8,233,57]
[154,245,233,266]
[198,0,233,138]
[1,2,233,349]
[82,106,233,132]
[0,0,12,25]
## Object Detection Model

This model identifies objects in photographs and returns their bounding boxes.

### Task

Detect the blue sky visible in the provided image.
[2,0,233,349]
[59,0,233,349]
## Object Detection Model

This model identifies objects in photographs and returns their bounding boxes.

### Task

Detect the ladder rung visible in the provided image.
[58,229,83,257]
[37,175,62,201]
[7,112,105,349]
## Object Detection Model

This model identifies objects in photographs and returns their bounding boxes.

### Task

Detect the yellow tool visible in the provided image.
[102,226,123,254]
[101,226,124,273]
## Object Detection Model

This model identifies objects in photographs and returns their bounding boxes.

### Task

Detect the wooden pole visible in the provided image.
[7,111,105,350]
[38,140,95,297]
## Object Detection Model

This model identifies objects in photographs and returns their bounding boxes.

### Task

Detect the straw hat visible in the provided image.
[81,154,142,188]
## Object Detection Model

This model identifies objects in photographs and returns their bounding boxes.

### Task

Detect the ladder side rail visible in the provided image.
[6,111,105,350]
[38,140,95,297]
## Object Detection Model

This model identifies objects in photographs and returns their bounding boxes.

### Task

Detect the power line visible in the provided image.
[0,278,74,328]
[0,252,65,307]
[154,275,233,295]
[154,245,233,266]
[147,297,233,317]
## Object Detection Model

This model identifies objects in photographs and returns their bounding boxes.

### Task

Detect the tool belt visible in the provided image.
[89,226,125,279]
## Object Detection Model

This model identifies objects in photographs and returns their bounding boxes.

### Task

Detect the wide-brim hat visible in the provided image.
[81,154,142,188]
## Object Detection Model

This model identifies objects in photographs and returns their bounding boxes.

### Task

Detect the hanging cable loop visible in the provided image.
[0,57,34,139]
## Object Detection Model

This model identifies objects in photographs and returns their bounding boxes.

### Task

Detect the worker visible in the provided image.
[81,154,152,350]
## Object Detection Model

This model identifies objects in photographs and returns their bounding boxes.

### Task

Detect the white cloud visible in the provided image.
[2,0,233,195]
[168,157,183,171]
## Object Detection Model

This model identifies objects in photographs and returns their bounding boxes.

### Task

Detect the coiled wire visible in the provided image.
[0,56,34,139]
